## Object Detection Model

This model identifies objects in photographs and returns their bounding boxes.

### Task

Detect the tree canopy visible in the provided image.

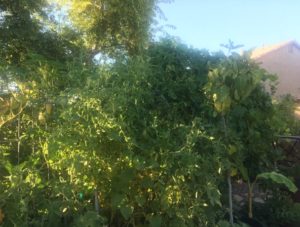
[0,1,299,227]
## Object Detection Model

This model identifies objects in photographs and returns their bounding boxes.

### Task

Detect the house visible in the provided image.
[251,40,300,100]
[254,42,300,202]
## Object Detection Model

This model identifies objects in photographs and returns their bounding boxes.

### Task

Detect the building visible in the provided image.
[251,40,300,100]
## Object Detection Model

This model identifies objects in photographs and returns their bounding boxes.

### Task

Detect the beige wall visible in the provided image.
[254,44,300,99]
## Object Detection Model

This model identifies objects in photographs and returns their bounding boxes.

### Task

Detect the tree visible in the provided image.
[0,0,162,225]
[0,1,298,225]
[54,0,159,57]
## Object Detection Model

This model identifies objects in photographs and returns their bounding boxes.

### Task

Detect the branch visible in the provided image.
[0,102,27,128]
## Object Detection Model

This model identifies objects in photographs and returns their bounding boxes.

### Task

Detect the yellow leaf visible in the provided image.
[228,145,237,155]
[38,112,46,124]
[231,168,238,177]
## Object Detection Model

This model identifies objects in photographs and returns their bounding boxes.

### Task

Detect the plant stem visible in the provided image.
[248,181,253,219]
[222,115,234,226]
[228,173,234,225]
[95,189,100,214]
[248,178,257,219]
[17,114,21,164]
[222,115,233,226]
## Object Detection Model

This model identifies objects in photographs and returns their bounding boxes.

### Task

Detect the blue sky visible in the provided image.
[157,0,300,52]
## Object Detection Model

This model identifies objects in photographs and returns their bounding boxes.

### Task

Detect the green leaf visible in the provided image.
[74,211,106,227]
[218,220,250,227]
[228,145,237,155]
[234,89,239,100]
[236,162,249,181]
[120,205,133,220]
[257,171,298,193]
[217,220,231,227]
[207,185,221,206]
[149,215,162,227]
[111,193,124,208]
[135,195,146,207]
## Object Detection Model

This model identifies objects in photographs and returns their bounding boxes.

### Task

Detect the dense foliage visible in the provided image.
[0,1,299,226]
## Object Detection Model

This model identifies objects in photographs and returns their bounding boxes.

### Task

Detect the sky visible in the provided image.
[157,0,300,52]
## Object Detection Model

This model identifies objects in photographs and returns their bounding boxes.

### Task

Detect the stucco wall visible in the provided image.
[254,44,300,99]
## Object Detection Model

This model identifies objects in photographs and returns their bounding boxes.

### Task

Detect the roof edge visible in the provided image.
[251,40,300,59]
